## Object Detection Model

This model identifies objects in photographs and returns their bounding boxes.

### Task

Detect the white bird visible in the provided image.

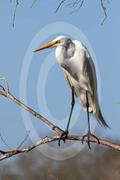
[34,36,109,148]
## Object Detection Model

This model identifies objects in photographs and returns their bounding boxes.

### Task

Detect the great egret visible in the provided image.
[34,36,109,148]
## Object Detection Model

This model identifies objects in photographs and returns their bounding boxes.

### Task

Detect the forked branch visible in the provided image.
[10,0,109,27]
[55,0,109,24]
[0,85,63,135]
[0,134,120,161]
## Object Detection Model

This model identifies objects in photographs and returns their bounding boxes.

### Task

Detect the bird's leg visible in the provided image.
[82,91,100,149]
[58,87,75,146]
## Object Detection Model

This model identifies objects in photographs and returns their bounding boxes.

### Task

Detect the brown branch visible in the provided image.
[0,85,63,135]
[0,135,120,161]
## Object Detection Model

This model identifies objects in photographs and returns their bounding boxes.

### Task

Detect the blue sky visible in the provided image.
[0,1,120,152]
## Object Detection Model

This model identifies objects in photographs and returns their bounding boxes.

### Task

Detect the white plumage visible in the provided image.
[34,35,109,146]
[54,36,108,127]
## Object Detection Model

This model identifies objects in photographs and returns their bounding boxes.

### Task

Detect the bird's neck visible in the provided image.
[55,43,75,66]
[55,46,65,65]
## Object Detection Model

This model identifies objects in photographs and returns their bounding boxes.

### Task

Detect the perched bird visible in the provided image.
[34,36,109,148]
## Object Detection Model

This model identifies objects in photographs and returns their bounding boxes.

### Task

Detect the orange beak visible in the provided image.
[34,41,56,52]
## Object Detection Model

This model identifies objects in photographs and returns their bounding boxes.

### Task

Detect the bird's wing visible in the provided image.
[64,40,109,127]
[73,40,98,97]
[82,46,109,127]
[62,41,98,98]
[82,44,97,97]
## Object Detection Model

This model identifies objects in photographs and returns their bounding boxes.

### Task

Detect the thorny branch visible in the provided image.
[0,84,120,161]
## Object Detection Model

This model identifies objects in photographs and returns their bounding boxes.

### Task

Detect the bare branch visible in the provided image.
[0,85,63,135]
[0,76,9,93]
[55,0,67,13]
[10,0,110,27]
[17,131,30,148]
[56,0,109,24]
[100,0,108,25]
[12,0,19,28]
[69,0,85,14]
[67,0,82,8]
[0,133,11,150]
[0,135,120,161]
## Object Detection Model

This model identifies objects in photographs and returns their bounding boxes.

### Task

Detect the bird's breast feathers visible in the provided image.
[56,41,86,76]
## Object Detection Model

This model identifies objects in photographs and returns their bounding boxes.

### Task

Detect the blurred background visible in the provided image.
[0,1,120,179]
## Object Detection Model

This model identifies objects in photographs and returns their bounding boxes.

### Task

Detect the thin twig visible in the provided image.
[100,0,108,25]
[67,0,81,8]
[70,0,85,14]
[0,133,11,150]
[0,76,9,93]
[56,0,109,24]
[17,131,30,148]
[12,0,19,28]
[55,0,67,13]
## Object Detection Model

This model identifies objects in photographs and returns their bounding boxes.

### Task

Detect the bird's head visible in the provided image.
[34,36,72,52]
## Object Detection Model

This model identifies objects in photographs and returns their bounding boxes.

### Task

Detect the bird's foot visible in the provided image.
[0,150,6,154]
[58,130,68,146]
[82,131,100,149]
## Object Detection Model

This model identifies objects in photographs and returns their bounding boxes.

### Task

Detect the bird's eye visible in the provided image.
[56,40,61,44]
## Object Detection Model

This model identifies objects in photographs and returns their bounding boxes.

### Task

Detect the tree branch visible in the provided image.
[0,85,63,135]
[12,0,19,28]
[55,0,67,13]
[0,135,120,161]
[56,0,109,24]
[100,0,108,25]
[10,0,110,27]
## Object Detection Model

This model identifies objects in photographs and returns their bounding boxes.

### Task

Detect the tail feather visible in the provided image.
[95,108,110,128]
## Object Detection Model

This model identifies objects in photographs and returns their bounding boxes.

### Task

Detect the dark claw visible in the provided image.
[58,130,68,146]
[0,150,6,154]
[82,132,100,149]
[82,134,91,149]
